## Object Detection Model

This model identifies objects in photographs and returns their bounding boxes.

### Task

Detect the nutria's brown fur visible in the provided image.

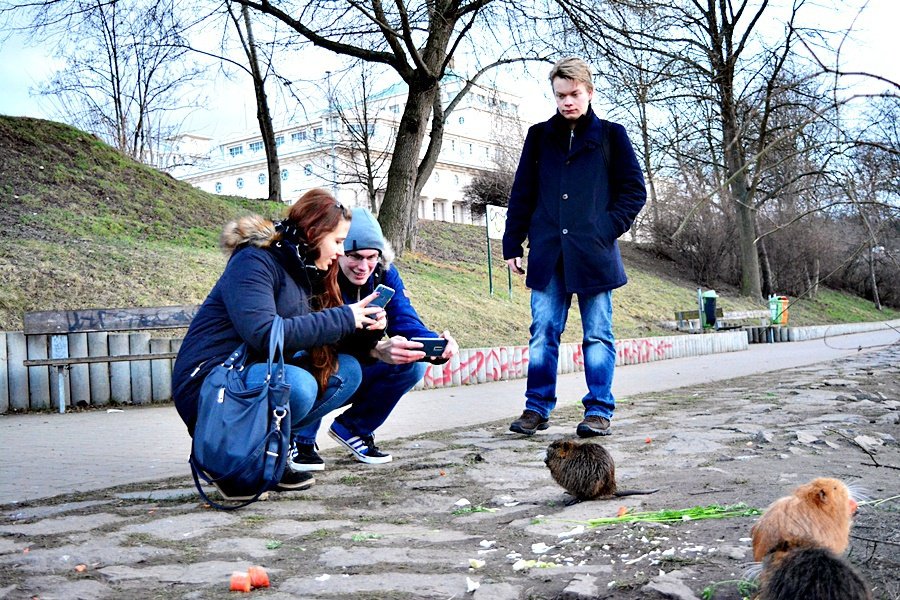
[544,439,658,502]
[750,477,857,564]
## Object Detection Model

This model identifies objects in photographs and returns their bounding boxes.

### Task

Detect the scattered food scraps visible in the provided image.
[248,566,269,588]
[229,571,251,592]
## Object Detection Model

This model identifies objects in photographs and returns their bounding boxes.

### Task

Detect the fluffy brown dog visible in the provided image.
[544,439,657,502]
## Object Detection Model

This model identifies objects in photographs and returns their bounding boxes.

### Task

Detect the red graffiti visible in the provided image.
[422,347,530,388]
[616,338,673,364]
[421,337,675,388]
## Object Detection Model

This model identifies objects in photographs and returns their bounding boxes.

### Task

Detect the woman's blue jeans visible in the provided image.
[524,267,616,420]
[243,353,362,445]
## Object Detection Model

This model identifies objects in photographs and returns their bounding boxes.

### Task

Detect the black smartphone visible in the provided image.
[369,284,395,308]
[411,337,447,358]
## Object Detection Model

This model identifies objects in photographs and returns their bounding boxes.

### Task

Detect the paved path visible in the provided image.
[1,328,897,505]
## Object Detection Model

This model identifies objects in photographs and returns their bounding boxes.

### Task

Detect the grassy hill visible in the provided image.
[2,115,896,347]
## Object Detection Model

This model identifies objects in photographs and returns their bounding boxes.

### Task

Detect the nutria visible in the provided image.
[757,546,871,600]
[751,477,857,564]
[544,439,658,502]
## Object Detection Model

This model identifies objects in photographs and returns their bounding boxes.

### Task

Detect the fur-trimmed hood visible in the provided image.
[378,239,395,269]
[219,214,280,256]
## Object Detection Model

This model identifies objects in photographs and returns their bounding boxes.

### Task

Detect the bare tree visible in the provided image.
[232,0,552,252]
[4,0,201,164]
[317,64,395,212]
[224,1,282,202]
[557,0,897,299]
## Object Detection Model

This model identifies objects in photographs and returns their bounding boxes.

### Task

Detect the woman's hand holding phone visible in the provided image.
[349,291,386,329]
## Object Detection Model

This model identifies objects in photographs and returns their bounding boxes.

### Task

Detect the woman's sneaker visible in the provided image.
[273,469,315,492]
[288,442,325,472]
[328,421,392,464]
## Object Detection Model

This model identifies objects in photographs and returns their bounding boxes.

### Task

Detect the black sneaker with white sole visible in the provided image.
[328,421,392,464]
[273,469,315,492]
[288,441,325,472]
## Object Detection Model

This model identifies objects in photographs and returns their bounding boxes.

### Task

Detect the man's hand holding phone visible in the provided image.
[507,257,525,275]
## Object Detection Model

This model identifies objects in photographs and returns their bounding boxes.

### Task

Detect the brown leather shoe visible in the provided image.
[576,415,611,437]
[509,410,549,435]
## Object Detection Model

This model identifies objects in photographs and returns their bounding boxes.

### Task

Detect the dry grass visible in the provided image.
[2,115,896,343]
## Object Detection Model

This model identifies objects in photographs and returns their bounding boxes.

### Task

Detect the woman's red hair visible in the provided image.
[285,188,352,390]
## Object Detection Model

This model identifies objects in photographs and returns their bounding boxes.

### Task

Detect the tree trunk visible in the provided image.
[812,258,820,299]
[242,5,281,203]
[868,245,882,310]
[377,80,440,251]
[719,89,762,299]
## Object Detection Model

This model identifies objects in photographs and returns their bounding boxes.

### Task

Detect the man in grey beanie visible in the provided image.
[289,207,459,470]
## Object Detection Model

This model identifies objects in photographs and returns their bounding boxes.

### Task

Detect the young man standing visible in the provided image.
[503,57,646,438]
[289,207,459,470]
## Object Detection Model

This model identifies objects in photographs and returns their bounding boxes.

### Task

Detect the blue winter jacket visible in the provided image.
[502,106,647,294]
[172,216,355,434]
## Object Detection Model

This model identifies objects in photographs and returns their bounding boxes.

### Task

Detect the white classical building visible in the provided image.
[167,76,525,225]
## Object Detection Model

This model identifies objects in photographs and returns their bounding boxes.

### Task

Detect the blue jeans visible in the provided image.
[243,353,362,445]
[293,360,426,443]
[524,266,616,420]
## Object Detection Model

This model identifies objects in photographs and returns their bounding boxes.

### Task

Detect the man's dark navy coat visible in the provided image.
[502,106,647,294]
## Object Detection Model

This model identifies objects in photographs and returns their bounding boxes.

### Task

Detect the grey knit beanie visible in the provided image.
[344,207,385,254]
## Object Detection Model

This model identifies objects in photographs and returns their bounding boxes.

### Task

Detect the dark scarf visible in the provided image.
[271,220,328,295]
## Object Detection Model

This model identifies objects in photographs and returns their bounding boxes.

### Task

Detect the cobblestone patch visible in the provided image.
[0,346,896,599]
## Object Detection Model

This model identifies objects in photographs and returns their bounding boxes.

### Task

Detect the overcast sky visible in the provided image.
[0,0,897,141]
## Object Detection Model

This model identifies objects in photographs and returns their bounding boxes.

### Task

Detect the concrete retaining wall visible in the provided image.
[2,320,897,412]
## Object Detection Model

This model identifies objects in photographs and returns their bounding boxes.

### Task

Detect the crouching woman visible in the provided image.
[172,188,383,498]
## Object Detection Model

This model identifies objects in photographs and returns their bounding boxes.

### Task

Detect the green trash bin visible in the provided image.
[701,290,718,329]
[768,295,789,325]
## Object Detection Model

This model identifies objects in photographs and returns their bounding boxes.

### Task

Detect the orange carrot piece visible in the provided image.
[248,565,270,588]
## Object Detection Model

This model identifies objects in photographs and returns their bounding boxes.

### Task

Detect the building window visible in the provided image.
[349,123,376,136]
[458,116,465,125]
[236,177,244,189]
[281,169,289,181]
[214,182,222,193]
[304,164,313,176]
[249,141,264,152]
[292,131,307,143]
[432,201,444,221]
[228,145,243,158]
[453,203,463,223]
[258,173,266,185]
[313,128,323,140]
[433,172,440,183]
[454,174,460,185]
[275,135,284,147]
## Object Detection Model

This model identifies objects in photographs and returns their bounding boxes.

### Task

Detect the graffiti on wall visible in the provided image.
[421,337,675,388]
